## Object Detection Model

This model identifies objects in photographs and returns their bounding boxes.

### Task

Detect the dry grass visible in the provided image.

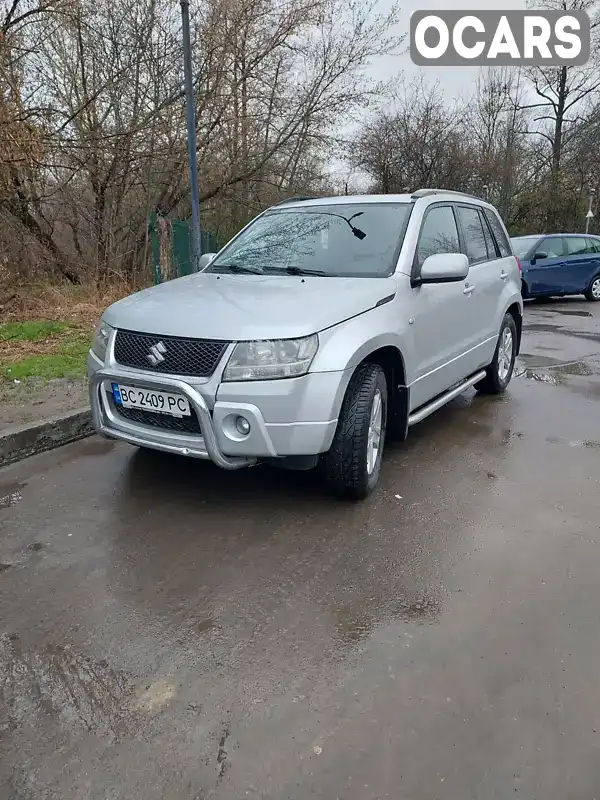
[0,279,142,381]
[0,279,135,328]
[1,336,64,362]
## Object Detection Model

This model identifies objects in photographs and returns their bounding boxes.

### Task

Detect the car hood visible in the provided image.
[103,272,397,340]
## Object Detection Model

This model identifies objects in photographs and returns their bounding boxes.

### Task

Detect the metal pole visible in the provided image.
[585,187,596,234]
[180,0,201,271]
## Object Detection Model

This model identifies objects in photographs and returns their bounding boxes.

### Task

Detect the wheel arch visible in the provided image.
[505,302,523,356]
[586,270,600,299]
[341,344,409,442]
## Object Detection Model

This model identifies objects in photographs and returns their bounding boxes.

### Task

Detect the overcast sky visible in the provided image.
[334,0,531,184]
[367,0,529,98]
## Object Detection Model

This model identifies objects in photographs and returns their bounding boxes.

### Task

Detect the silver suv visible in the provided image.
[88,189,522,499]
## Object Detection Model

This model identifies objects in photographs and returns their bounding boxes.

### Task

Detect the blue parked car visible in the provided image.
[511,233,600,302]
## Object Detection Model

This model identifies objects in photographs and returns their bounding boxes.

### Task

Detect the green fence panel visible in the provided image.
[151,213,220,284]
[200,229,219,255]
[172,220,193,277]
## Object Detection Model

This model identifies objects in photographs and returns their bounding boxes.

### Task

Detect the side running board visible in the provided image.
[408,370,487,427]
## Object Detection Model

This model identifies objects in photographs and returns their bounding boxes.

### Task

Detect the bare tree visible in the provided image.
[351,79,470,194]
[519,0,600,227]
[0,0,401,288]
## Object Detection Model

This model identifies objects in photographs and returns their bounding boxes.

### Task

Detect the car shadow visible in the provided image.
[526,295,591,307]
[120,446,336,507]
[104,386,517,648]
[116,385,512,517]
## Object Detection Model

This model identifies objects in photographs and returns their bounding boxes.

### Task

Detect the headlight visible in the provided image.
[223,334,318,381]
[90,320,114,362]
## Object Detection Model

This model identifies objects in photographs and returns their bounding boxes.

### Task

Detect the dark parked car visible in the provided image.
[511,233,600,301]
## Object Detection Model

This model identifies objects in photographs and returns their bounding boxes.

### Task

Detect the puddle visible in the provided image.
[527,323,600,344]
[0,634,134,741]
[543,308,593,318]
[196,618,217,633]
[516,356,596,384]
[519,354,568,367]
[524,372,562,385]
[332,594,442,644]
[558,362,596,376]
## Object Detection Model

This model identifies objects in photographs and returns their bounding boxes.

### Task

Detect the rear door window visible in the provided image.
[480,211,497,258]
[565,237,593,256]
[456,206,489,264]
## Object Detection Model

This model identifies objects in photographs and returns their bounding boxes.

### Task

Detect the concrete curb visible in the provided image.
[0,407,93,468]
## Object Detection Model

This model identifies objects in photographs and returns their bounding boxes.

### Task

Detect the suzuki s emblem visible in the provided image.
[147,341,167,366]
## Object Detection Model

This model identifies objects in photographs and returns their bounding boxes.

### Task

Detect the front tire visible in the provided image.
[584,274,600,301]
[322,363,387,500]
[476,313,518,395]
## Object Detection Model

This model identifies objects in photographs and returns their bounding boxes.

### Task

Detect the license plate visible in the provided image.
[111,383,191,417]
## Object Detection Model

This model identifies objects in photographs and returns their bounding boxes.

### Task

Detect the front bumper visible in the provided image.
[88,349,346,469]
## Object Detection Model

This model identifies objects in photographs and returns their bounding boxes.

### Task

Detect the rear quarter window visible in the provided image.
[483,209,511,257]
[586,238,600,254]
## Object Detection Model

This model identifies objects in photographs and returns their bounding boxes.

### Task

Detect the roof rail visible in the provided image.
[271,195,320,206]
[411,188,486,202]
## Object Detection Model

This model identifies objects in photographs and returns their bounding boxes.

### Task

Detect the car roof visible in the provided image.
[514,232,598,239]
[270,194,413,209]
[270,190,493,211]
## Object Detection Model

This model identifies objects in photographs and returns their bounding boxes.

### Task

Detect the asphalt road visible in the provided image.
[1,299,600,800]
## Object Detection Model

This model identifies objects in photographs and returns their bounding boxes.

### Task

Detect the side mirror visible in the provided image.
[419,253,469,284]
[532,251,547,261]
[198,252,216,270]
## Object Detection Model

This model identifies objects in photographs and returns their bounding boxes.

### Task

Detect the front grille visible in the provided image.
[115,405,202,434]
[114,329,229,377]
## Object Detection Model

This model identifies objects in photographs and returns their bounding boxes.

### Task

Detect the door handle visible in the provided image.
[463,283,475,295]
[500,270,509,281]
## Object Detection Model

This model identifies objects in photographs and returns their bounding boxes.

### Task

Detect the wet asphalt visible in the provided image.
[1,299,600,800]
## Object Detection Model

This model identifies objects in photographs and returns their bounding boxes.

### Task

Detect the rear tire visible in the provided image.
[584,274,600,301]
[321,363,387,500]
[476,313,518,395]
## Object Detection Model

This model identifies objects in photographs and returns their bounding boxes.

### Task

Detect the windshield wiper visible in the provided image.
[274,266,327,276]
[210,263,264,274]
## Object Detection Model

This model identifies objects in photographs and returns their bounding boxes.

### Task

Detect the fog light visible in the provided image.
[235,415,251,435]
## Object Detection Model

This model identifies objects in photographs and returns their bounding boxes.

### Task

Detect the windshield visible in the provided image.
[511,236,541,258]
[206,203,413,278]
